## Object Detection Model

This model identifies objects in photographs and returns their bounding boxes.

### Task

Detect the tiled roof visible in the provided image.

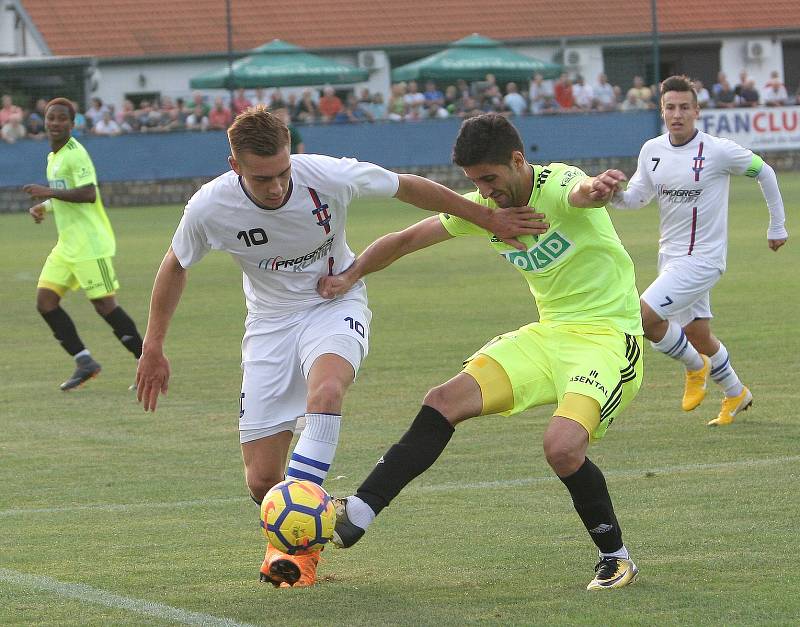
[20,0,800,59]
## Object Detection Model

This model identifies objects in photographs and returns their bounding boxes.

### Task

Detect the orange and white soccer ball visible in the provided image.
[260,479,336,554]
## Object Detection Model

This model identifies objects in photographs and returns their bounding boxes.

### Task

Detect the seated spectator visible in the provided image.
[136,100,161,132]
[0,94,23,127]
[444,84,460,113]
[502,82,528,116]
[738,80,760,107]
[72,101,88,135]
[625,76,653,109]
[427,102,450,119]
[733,70,749,99]
[364,92,387,121]
[593,73,617,111]
[454,95,482,119]
[620,91,649,111]
[294,89,319,123]
[539,93,560,114]
[318,86,343,122]
[92,110,122,136]
[479,84,503,113]
[272,108,305,153]
[571,75,594,111]
[24,109,46,140]
[186,104,209,131]
[554,73,575,111]
[231,88,252,116]
[269,89,287,111]
[714,79,737,108]
[1,113,26,143]
[763,71,788,107]
[208,96,233,129]
[117,99,140,132]
[528,73,554,114]
[387,83,407,121]
[333,94,371,123]
[423,81,444,108]
[712,71,727,99]
[252,88,269,107]
[189,91,210,117]
[694,80,711,108]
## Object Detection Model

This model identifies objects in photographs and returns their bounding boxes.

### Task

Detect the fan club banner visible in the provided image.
[696,106,800,151]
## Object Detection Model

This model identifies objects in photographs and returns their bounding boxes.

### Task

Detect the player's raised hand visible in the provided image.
[22,183,53,200]
[29,204,45,224]
[588,169,627,201]
[317,273,356,299]
[489,207,548,251]
[136,349,170,412]
[768,237,787,251]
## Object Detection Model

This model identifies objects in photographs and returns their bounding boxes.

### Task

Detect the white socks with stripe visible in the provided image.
[286,413,341,485]
[651,321,705,371]
[709,343,744,397]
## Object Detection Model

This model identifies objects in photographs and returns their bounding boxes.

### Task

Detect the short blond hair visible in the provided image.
[227,104,290,157]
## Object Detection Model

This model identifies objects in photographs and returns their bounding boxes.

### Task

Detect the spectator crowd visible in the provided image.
[4,69,800,143]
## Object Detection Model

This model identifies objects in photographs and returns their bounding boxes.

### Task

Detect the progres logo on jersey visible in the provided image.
[656,184,702,203]
[259,236,334,272]
[500,231,573,273]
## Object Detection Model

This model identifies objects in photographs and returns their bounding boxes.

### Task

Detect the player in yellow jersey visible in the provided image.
[23,98,143,391]
[319,113,644,590]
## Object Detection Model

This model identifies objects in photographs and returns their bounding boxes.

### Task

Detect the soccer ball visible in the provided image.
[260,479,336,554]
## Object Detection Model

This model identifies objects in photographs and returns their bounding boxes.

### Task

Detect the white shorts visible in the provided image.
[238,290,371,443]
[641,254,723,328]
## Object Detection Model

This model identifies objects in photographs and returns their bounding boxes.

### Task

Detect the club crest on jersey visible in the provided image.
[259,236,334,272]
[500,231,572,272]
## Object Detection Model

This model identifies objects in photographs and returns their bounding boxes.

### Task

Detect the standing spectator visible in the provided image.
[738,80,760,107]
[594,74,617,111]
[1,113,27,143]
[252,88,269,107]
[403,80,426,120]
[71,101,88,136]
[387,83,407,121]
[479,84,503,113]
[733,70,749,99]
[571,75,594,111]
[0,94,24,126]
[364,92,387,121]
[528,73,554,114]
[208,96,233,130]
[712,71,727,99]
[186,105,209,131]
[714,79,737,108]
[554,73,575,111]
[763,71,788,107]
[502,82,528,116]
[318,86,343,122]
[694,80,711,108]
[294,89,319,124]
[423,81,444,108]
[84,97,109,129]
[272,107,305,153]
[269,89,287,111]
[626,76,653,109]
[189,92,210,117]
[232,89,252,116]
[92,110,121,136]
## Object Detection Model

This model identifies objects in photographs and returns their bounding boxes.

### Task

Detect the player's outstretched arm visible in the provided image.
[394,174,547,250]
[569,170,628,207]
[318,216,451,299]
[22,183,96,204]
[137,247,188,412]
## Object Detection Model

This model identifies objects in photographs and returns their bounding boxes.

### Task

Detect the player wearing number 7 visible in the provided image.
[607,75,788,426]
[134,105,546,588]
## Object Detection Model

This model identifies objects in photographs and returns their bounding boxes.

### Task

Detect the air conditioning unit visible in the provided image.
[563,48,585,68]
[745,40,770,61]
[357,50,386,71]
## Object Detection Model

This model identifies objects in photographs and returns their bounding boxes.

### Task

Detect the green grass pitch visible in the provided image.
[1,174,798,625]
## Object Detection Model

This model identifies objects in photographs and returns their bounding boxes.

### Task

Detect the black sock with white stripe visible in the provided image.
[102,306,143,359]
[651,321,704,371]
[559,458,624,554]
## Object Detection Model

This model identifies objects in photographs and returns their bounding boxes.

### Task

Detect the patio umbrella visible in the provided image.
[189,39,368,89]
[391,34,562,83]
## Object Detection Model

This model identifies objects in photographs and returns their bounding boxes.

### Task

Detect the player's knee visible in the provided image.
[306,377,347,412]
[543,436,584,476]
[422,384,467,425]
[246,472,283,503]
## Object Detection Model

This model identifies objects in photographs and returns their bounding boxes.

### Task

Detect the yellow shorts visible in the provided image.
[38,251,119,300]
[464,323,643,440]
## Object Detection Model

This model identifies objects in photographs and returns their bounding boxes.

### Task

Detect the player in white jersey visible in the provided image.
[604,75,788,426]
[134,106,547,587]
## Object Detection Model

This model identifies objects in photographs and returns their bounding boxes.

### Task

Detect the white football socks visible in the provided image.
[601,545,630,560]
[344,495,376,530]
[651,321,705,371]
[286,413,341,485]
[709,343,744,397]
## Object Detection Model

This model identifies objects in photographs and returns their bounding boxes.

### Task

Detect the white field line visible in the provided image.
[1,455,797,518]
[0,568,257,627]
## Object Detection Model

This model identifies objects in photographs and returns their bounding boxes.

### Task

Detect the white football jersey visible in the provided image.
[613,130,758,270]
[172,154,400,315]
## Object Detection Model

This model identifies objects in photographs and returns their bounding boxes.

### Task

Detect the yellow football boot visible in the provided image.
[707,387,752,426]
[682,354,710,411]
[587,557,639,590]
